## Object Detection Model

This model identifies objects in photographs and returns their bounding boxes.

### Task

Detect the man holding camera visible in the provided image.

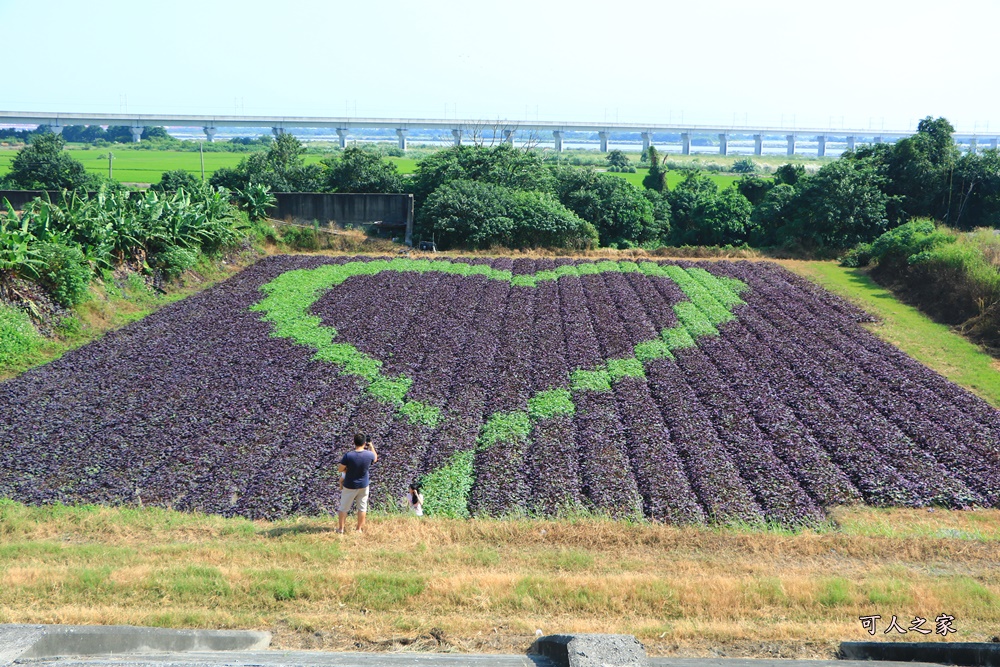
[337,433,378,534]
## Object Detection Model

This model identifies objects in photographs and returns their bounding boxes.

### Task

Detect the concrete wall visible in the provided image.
[271,193,414,244]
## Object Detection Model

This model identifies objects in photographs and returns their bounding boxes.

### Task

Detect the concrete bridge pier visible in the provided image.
[452,128,462,146]
[817,135,826,157]
[336,128,348,148]
[272,126,286,138]
[130,127,143,143]
[969,137,978,154]
[786,134,796,156]
[991,138,998,150]
[754,134,763,155]
[553,130,564,152]
[874,135,883,144]
[681,133,691,155]
[598,131,609,152]
[203,127,217,143]
[846,136,856,151]
[641,131,653,153]
[48,124,63,135]
[503,129,514,145]
[719,133,728,155]
[396,128,408,151]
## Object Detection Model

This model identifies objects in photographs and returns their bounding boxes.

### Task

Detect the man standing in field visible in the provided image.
[338,433,377,533]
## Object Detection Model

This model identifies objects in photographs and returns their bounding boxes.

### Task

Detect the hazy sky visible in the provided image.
[3,0,997,132]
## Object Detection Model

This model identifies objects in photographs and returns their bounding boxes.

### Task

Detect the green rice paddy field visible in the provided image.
[0,148,736,189]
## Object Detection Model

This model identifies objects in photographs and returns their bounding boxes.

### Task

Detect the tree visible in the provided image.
[773,163,806,187]
[642,145,667,193]
[750,183,798,245]
[411,144,554,207]
[666,173,755,246]
[731,158,759,174]
[209,133,322,192]
[322,147,403,193]
[779,157,892,248]
[554,168,659,247]
[947,149,1000,229]
[882,116,959,221]
[418,179,595,250]
[4,132,92,190]
[153,169,200,192]
[606,150,630,171]
[735,174,773,206]
[666,171,718,243]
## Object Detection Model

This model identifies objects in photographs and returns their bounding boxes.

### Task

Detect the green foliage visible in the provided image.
[4,133,93,190]
[413,144,552,202]
[418,179,595,250]
[773,163,806,187]
[750,183,797,245]
[321,147,403,193]
[947,149,1000,230]
[233,183,276,222]
[864,222,1000,339]
[526,389,575,420]
[731,158,759,174]
[419,450,474,518]
[34,242,91,306]
[152,246,198,280]
[153,170,200,193]
[570,368,613,392]
[209,134,323,193]
[642,146,667,193]
[839,242,874,268]
[0,205,43,278]
[777,157,892,249]
[397,400,441,428]
[0,305,43,367]
[554,168,661,247]
[667,173,756,246]
[606,150,632,171]
[736,174,774,206]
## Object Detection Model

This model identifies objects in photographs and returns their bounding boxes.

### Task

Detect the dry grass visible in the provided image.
[1,502,997,657]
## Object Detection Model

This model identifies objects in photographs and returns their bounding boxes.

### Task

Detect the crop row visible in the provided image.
[0,255,997,526]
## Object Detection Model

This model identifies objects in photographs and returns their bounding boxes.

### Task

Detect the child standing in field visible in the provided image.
[401,482,423,516]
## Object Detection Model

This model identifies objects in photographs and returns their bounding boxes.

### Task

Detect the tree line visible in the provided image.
[6,116,997,253]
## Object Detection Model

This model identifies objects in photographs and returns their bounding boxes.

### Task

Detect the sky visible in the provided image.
[2,0,998,133]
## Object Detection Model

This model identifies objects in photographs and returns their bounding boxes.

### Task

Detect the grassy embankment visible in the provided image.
[785,260,1000,408]
[0,258,250,381]
[1,501,997,656]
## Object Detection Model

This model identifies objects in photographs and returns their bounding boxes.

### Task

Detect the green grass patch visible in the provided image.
[348,573,426,610]
[788,261,1000,407]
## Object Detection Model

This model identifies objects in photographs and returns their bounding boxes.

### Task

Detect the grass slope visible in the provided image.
[786,261,1000,407]
[0,501,997,656]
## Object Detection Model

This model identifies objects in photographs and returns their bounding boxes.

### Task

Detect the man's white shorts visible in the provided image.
[340,485,370,513]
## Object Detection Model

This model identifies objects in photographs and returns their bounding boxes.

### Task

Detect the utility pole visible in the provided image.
[108,151,113,180]
[199,141,205,181]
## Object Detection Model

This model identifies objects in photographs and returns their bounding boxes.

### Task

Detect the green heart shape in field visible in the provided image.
[251,258,747,517]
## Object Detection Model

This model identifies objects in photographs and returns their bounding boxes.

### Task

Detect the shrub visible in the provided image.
[153,246,198,280]
[839,242,874,268]
[731,158,759,173]
[0,305,42,367]
[34,242,92,306]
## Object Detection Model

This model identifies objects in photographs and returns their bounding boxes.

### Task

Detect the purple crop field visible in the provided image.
[1,255,998,526]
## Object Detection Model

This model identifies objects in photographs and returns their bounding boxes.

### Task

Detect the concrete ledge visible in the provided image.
[532,633,649,667]
[840,641,1000,667]
[0,624,270,663]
